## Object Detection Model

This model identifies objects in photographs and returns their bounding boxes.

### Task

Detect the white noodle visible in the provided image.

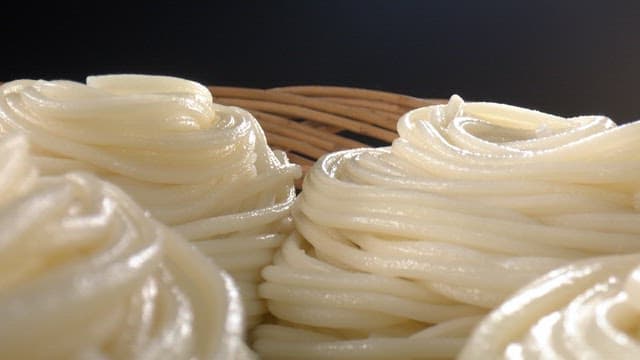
[460,254,640,359]
[255,95,640,359]
[0,75,301,329]
[0,134,252,359]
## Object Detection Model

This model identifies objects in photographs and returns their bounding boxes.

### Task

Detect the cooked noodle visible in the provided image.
[0,134,251,359]
[460,254,640,359]
[0,75,301,328]
[255,95,640,359]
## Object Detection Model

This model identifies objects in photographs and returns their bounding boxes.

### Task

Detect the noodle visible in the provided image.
[0,75,301,328]
[255,95,640,359]
[0,134,252,359]
[460,254,640,359]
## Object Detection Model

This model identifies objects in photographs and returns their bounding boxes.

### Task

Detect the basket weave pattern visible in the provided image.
[211,85,445,180]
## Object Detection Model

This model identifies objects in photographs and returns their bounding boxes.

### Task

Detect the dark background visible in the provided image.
[3,1,640,123]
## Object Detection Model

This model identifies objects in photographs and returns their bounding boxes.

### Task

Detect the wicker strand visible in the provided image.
[210,85,445,186]
[271,85,441,109]
[314,96,409,117]
[252,111,366,151]
[211,86,398,131]
[213,97,398,142]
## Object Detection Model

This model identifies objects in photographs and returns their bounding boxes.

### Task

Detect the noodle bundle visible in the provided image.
[0,75,301,328]
[460,254,640,359]
[255,95,640,359]
[0,134,251,359]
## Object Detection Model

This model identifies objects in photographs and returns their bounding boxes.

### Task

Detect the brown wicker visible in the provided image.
[210,85,446,179]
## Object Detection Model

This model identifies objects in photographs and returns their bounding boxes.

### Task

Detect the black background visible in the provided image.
[3,1,640,123]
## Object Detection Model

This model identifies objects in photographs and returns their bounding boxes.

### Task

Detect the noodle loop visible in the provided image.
[256,96,640,359]
[0,75,301,328]
[0,135,249,359]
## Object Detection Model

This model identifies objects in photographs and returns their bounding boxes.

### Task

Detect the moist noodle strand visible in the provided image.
[0,75,301,329]
[0,134,251,359]
[255,95,640,359]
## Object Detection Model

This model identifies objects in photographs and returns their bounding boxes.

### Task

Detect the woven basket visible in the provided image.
[211,85,446,187]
